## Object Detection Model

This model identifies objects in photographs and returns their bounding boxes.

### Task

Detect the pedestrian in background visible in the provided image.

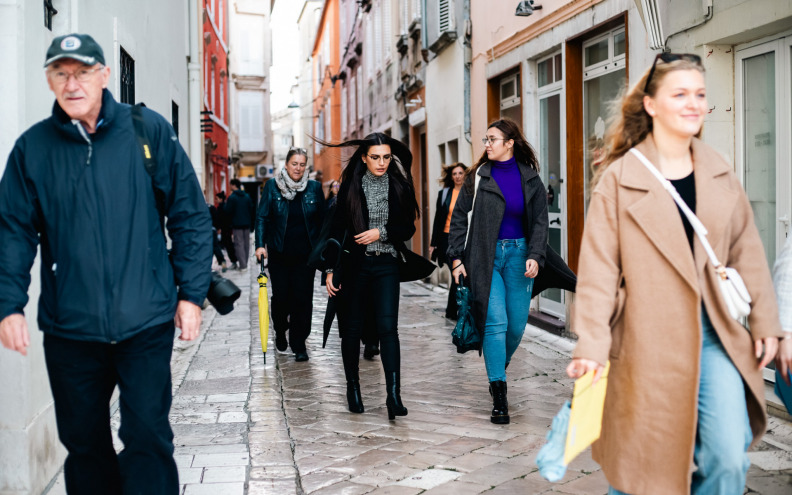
[255,147,324,361]
[208,202,227,270]
[321,132,430,419]
[566,54,781,494]
[216,191,239,269]
[448,119,548,425]
[226,178,255,270]
[430,162,468,320]
[327,179,340,208]
[0,34,212,495]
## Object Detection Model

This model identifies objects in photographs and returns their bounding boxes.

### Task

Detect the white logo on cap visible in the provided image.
[61,36,82,51]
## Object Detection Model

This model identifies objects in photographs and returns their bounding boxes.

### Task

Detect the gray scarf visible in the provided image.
[275,166,309,200]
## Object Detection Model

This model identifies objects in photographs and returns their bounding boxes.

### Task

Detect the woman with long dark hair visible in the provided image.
[321,132,431,419]
[255,148,325,362]
[430,163,468,319]
[447,118,548,425]
[566,55,781,493]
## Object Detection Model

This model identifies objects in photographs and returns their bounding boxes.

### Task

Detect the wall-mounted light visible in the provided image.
[405,95,423,108]
[515,0,542,16]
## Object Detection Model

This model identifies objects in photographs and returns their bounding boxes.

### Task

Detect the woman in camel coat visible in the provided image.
[567,55,782,494]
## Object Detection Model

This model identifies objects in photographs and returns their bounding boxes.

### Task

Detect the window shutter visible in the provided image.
[439,0,451,33]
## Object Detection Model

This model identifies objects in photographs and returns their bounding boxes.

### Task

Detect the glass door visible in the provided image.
[537,52,566,317]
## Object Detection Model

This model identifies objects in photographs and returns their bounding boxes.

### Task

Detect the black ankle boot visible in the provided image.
[363,343,379,360]
[490,380,509,424]
[385,372,408,420]
[346,380,364,413]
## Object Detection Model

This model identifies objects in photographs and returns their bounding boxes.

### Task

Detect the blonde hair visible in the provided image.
[591,58,705,188]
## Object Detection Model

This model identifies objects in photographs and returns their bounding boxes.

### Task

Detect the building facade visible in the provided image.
[0,1,194,492]
[312,0,342,181]
[297,1,324,170]
[228,0,274,207]
[203,0,231,201]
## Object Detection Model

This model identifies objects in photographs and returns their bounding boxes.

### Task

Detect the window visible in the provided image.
[211,65,216,111]
[366,19,373,79]
[375,5,383,70]
[171,101,179,137]
[239,91,264,151]
[500,73,521,126]
[220,78,225,122]
[44,0,58,31]
[350,75,357,126]
[341,86,348,136]
[120,47,135,105]
[218,0,224,40]
[538,53,563,88]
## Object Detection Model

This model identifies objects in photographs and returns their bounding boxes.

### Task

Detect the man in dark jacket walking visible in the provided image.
[226,178,255,269]
[0,34,212,495]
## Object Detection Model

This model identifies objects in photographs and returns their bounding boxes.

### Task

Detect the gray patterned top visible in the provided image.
[362,170,397,258]
[773,235,792,335]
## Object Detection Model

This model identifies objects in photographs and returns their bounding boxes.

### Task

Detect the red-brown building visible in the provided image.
[312,0,342,181]
[203,0,230,200]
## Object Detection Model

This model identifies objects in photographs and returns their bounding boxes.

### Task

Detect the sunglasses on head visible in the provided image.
[289,147,307,154]
[643,53,703,93]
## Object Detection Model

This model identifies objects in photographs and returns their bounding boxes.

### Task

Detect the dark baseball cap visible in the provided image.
[44,34,105,67]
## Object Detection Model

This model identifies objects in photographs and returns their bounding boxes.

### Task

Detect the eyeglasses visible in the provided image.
[289,147,307,153]
[643,53,703,93]
[367,154,392,163]
[47,66,104,84]
[481,137,506,145]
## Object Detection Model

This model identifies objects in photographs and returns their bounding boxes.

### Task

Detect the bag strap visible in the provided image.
[130,104,166,236]
[464,172,482,248]
[628,148,724,272]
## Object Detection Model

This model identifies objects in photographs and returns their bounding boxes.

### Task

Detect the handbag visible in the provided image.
[451,275,481,353]
[629,148,752,321]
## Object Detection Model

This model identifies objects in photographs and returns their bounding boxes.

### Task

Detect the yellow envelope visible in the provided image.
[564,361,611,464]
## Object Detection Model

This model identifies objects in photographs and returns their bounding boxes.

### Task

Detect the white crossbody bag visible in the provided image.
[464,172,482,250]
[629,148,752,321]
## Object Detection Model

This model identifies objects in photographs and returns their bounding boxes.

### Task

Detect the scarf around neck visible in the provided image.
[275,166,309,200]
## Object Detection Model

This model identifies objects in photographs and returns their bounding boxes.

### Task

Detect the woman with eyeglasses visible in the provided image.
[448,119,548,425]
[255,148,325,362]
[430,162,468,320]
[320,132,433,419]
[566,54,782,494]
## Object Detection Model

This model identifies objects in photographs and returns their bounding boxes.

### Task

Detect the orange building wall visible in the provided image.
[312,0,342,182]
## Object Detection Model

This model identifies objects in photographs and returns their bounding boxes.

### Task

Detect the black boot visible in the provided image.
[385,372,408,420]
[363,343,379,360]
[490,380,509,424]
[346,380,364,413]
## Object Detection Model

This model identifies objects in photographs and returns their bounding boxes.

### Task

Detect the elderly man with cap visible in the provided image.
[0,34,212,494]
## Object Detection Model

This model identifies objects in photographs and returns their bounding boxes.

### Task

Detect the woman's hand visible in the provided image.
[354,228,380,245]
[525,259,539,278]
[566,358,606,384]
[326,273,340,297]
[452,261,467,284]
[776,335,792,386]
[255,247,267,263]
[755,337,779,369]
[429,246,435,257]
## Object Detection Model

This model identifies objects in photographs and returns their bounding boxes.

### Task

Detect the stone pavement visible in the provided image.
[45,261,792,494]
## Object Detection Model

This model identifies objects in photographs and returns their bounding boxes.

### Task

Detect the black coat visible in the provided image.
[430,187,454,266]
[255,180,325,253]
[447,161,549,335]
[226,189,255,229]
[323,175,434,283]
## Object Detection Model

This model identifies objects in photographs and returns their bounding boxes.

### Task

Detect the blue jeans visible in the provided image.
[483,238,534,382]
[609,309,751,495]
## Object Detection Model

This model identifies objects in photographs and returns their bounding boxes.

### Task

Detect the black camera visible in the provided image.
[206,271,241,315]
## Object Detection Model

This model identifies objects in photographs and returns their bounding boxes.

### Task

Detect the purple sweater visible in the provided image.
[491,156,525,240]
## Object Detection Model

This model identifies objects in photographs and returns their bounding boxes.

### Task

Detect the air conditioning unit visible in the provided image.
[256,164,273,179]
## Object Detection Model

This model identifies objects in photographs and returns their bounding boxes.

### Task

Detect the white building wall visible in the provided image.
[0,1,190,493]
[297,0,323,166]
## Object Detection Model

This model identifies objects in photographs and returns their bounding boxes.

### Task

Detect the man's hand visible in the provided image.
[0,314,30,356]
[174,301,202,341]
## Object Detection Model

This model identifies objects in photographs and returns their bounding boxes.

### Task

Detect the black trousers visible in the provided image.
[43,321,178,495]
[269,255,315,353]
[437,233,459,318]
[212,228,225,265]
[220,229,237,264]
[341,254,400,381]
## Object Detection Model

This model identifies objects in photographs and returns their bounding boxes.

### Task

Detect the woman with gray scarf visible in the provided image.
[255,148,325,361]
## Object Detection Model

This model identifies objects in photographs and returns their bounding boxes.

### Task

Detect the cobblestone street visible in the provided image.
[47,262,792,494]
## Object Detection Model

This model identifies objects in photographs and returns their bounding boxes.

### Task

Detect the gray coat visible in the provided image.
[447,162,548,335]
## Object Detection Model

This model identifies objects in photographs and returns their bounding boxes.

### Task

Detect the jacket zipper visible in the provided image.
[74,121,111,342]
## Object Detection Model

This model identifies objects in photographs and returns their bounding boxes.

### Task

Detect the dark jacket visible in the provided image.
[430,187,454,266]
[226,188,254,229]
[255,179,325,253]
[0,89,212,342]
[324,176,434,283]
[447,162,548,335]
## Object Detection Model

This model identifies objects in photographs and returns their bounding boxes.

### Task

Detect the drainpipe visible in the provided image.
[663,0,713,50]
[463,0,472,145]
[188,0,203,184]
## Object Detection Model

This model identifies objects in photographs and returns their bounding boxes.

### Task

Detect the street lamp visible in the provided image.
[515,1,542,16]
[287,101,299,109]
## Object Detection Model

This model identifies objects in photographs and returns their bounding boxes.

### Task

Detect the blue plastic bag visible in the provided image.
[537,400,571,482]
[775,368,792,415]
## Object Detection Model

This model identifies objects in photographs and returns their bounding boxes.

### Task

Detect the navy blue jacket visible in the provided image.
[0,90,212,342]
[226,189,254,229]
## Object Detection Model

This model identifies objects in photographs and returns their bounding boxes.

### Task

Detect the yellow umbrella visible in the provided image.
[257,262,269,361]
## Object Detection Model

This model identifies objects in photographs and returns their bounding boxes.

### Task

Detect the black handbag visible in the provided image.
[451,276,481,354]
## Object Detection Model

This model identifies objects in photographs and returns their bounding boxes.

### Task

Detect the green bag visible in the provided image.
[451,276,481,354]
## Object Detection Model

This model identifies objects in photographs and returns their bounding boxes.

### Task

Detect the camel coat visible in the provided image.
[572,136,783,494]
